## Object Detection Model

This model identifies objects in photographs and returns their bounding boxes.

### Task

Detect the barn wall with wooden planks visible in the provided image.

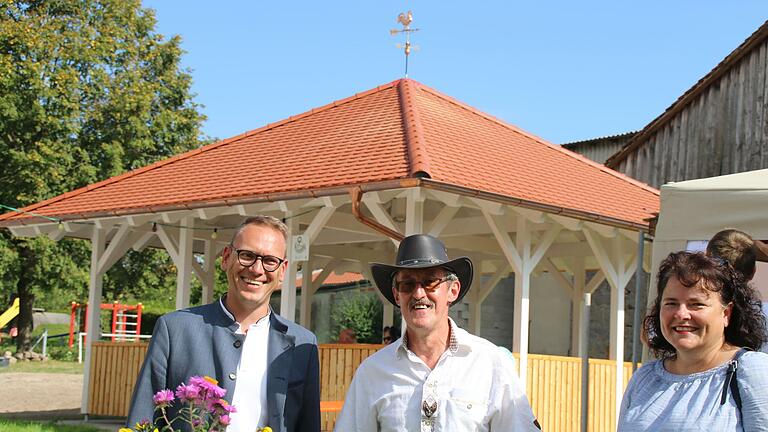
[607,21,768,188]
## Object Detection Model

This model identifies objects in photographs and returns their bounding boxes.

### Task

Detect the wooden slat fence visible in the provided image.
[88,341,148,417]
[87,342,636,431]
[318,343,382,431]
[521,354,635,432]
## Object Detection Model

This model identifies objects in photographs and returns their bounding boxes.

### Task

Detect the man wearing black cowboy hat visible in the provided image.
[335,234,540,431]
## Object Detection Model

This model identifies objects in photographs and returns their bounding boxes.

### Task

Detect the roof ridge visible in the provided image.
[2,79,405,221]
[397,79,431,177]
[605,19,768,168]
[410,81,660,197]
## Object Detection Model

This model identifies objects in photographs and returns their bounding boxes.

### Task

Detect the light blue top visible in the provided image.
[618,351,768,431]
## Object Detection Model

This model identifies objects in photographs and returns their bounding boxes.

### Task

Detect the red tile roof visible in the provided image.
[0,79,658,228]
[295,272,367,289]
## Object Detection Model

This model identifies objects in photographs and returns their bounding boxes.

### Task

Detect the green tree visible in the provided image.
[331,291,384,344]
[0,0,205,352]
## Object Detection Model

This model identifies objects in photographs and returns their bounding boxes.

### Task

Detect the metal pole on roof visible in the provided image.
[631,231,646,371]
[391,11,419,78]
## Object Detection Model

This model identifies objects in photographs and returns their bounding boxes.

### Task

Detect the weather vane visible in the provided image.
[390,11,419,78]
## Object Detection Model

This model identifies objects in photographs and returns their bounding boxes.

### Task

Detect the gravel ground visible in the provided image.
[0,372,83,419]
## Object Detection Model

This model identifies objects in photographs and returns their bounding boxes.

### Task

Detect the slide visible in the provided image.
[0,298,19,329]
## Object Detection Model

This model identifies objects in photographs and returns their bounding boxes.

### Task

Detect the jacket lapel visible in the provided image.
[267,314,295,431]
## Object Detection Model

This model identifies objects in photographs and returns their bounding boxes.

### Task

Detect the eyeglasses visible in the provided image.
[394,276,452,294]
[230,246,285,272]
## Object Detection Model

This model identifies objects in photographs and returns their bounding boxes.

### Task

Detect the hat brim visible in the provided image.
[371,257,473,307]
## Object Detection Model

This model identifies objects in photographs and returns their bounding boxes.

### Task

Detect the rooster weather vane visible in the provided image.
[390,11,419,77]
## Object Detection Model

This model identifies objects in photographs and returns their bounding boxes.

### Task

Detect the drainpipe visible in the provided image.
[349,187,405,241]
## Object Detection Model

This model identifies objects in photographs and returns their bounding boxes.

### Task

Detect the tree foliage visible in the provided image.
[330,291,383,344]
[0,0,206,351]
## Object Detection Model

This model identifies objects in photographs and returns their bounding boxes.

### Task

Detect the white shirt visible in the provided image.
[334,319,540,431]
[220,300,271,432]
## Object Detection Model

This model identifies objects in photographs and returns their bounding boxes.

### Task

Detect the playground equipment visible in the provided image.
[68,301,143,347]
[0,298,20,330]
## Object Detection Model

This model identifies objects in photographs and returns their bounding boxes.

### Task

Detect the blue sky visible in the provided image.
[143,1,767,144]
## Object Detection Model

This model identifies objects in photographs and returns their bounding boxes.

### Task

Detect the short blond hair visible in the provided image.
[231,215,288,256]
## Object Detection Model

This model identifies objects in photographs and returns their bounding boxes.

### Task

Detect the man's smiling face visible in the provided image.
[392,267,459,335]
[221,223,286,317]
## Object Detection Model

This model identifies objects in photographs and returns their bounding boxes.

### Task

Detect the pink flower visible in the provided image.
[152,389,174,408]
[190,375,227,400]
[219,414,232,426]
[208,398,237,414]
[175,383,201,403]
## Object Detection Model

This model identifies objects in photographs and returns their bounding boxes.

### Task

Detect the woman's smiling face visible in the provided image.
[659,276,732,356]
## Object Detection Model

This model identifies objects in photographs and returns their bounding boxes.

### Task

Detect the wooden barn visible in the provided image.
[604,19,768,188]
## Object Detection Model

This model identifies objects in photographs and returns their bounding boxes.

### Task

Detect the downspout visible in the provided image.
[349,187,405,241]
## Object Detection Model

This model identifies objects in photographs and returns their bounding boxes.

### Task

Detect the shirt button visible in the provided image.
[233,340,242,348]
[229,372,237,380]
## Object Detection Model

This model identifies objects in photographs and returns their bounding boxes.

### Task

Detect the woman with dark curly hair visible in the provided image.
[618,251,768,431]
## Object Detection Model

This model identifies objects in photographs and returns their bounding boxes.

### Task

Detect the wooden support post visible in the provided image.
[81,227,105,415]
[201,239,216,305]
[300,257,314,328]
[280,214,299,322]
[175,216,194,310]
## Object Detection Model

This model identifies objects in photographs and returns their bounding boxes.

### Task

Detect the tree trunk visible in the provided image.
[15,243,35,353]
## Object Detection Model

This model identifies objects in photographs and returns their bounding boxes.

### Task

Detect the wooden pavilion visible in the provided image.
[0,78,659,424]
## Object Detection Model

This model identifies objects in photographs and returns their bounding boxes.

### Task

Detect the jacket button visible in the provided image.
[234,340,242,348]
[229,373,237,380]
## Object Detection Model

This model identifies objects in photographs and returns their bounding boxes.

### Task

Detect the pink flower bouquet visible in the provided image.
[122,376,237,432]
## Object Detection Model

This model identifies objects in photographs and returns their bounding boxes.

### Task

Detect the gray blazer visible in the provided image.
[127,300,320,432]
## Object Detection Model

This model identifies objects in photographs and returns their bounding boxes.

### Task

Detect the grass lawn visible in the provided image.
[0,420,104,432]
[0,359,84,374]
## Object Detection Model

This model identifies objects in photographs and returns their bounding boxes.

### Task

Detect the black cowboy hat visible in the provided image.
[371,234,473,307]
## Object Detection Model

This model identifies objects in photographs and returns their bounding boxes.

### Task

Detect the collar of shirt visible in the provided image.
[397,317,462,360]
[218,296,271,334]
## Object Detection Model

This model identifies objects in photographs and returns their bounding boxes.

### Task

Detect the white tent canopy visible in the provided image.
[649,168,768,357]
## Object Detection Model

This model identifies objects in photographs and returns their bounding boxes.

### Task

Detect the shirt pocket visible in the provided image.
[446,388,490,431]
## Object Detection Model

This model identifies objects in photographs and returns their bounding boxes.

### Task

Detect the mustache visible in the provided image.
[409,299,434,309]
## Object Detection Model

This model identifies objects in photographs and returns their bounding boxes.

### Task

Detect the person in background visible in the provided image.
[381,326,398,345]
[338,328,357,344]
[707,229,768,354]
[335,234,540,431]
[618,251,768,431]
[127,216,320,432]
[706,228,768,281]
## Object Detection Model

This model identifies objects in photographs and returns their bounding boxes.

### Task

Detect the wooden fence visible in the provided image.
[522,354,635,432]
[87,341,148,417]
[318,343,383,430]
[87,342,635,431]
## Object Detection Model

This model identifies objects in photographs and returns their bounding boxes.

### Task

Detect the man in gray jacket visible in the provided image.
[127,215,320,432]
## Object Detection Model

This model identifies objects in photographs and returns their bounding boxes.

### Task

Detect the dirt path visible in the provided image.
[0,372,83,419]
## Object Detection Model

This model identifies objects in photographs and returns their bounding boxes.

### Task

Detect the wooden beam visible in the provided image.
[427,204,460,237]
[548,214,583,231]
[542,258,573,297]
[482,209,523,273]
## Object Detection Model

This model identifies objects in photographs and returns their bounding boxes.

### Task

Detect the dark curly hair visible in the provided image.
[643,251,767,358]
